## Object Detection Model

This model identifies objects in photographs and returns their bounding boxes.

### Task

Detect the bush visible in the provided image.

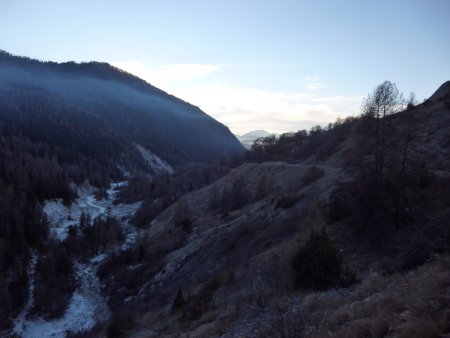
[32,244,76,318]
[275,195,301,209]
[399,240,433,271]
[171,287,185,313]
[181,277,221,321]
[291,228,355,290]
[132,197,173,228]
[300,166,325,188]
[106,316,134,338]
[81,216,124,252]
[328,194,352,223]
[176,218,193,233]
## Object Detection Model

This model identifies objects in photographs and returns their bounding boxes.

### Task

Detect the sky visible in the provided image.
[1,0,449,135]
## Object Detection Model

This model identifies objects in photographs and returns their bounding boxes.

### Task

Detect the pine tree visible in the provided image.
[171,287,185,313]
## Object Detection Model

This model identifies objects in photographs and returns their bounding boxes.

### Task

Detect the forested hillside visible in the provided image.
[0,50,244,332]
[0,50,245,168]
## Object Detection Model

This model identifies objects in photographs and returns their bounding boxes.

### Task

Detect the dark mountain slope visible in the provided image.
[0,50,245,168]
[428,80,450,102]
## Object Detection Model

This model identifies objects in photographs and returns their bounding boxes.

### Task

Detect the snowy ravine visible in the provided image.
[43,182,121,241]
[13,182,143,337]
[13,255,110,338]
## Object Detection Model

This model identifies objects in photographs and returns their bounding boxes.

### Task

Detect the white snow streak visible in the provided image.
[13,181,143,337]
[43,181,133,241]
[13,256,110,338]
[135,143,174,175]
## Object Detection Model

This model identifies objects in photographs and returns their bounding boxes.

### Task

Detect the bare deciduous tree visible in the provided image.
[362,81,402,189]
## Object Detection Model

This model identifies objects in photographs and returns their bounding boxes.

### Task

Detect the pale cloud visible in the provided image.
[112,62,296,86]
[304,75,327,91]
[232,63,296,69]
[306,82,328,90]
[304,75,320,82]
[172,83,362,135]
[112,61,222,86]
[111,62,362,135]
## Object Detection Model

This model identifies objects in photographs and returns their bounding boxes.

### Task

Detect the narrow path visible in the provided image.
[85,195,106,218]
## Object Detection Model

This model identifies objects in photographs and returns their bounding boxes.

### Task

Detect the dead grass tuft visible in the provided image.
[292,255,450,337]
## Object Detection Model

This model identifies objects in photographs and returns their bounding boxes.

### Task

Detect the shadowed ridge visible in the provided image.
[0,49,201,110]
[428,80,450,102]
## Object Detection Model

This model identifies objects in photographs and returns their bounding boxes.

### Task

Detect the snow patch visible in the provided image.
[91,253,107,265]
[43,187,105,241]
[42,201,78,241]
[135,143,174,175]
[43,181,132,241]
[13,292,96,338]
[15,181,144,337]
[13,259,110,338]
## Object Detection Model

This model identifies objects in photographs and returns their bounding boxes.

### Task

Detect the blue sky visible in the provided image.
[1,0,449,134]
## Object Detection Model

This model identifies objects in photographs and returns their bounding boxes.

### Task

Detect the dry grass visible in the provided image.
[127,159,450,337]
[247,201,328,290]
[292,255,450,337]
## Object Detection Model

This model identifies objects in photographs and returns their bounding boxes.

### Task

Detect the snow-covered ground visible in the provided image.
[13,255,110,338]
[13,181,144,337]
[43,184,107,241]
[135,143,174,175]
[43,181,139,241]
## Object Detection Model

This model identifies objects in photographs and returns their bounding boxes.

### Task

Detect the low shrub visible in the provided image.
[171,288,185,313]
[179,277,221,321]
[106,315,134,338]
[275,195,301,209]
[300,166,325,188]
[328,194,352,223]
[291,228,356,290]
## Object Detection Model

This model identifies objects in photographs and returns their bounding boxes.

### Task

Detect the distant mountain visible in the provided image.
[0,50,245,171]
[237,130,275,149]
[239,129,272,140]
